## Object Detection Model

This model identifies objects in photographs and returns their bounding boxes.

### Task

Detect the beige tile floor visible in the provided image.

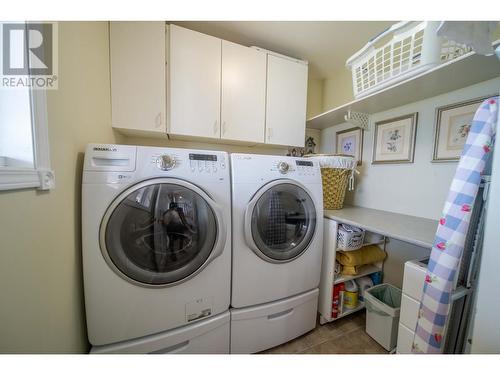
[261,310,388,354]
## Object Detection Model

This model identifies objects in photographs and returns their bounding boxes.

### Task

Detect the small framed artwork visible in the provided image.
[372,113,418,164]
[432,96,490,162]
[336,127,363,165]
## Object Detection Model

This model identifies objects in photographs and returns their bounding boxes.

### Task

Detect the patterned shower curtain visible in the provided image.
[412,97,499,353]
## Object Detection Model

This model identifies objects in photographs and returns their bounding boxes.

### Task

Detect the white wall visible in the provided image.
[0,22,117,353]
[320,77,500,220]
[306,78,323,119]
[322,68,354,110]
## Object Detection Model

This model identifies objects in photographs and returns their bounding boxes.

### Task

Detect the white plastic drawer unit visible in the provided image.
[396,258,428,354]
[230,289,319,354]
[402,258,428,301]
[396,322,414,354]
[90,311,230,354]
[400,293,420,331]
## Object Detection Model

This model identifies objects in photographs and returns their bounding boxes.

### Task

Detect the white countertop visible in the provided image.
[324,206,437,248]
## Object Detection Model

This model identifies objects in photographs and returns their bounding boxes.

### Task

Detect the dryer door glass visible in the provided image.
[250,183,316,261]
[103,183,218,285]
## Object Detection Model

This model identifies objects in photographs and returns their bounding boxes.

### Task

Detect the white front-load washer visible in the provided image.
[230,153,323,353]
[82,144,231,353]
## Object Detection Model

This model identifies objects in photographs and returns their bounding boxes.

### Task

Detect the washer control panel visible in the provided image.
[148,151,225,175]
[189,153,226,173]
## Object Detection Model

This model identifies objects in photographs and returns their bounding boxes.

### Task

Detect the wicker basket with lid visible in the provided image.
[305,154,357,210]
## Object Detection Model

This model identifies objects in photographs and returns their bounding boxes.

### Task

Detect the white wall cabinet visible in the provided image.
[109,23,309,147]
[220,41,267,143]
[265,54,308,147]
[169,25,222,139]
[110,22,166,135]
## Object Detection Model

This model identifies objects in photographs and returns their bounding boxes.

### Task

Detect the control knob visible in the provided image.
[156,154,175,171]
[277,161,290,174]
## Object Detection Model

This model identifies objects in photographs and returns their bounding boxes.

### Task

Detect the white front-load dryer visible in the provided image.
[230,154,323,353]
[231,153,324,308]
[82,144,231,352]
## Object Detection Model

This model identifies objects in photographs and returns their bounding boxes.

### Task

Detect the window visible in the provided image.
[0,22,54,191]
[0,87,34,169]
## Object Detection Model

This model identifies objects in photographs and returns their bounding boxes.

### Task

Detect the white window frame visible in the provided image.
[0,23,55,192]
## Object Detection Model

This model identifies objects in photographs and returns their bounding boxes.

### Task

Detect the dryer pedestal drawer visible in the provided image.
[230,288,319,354]
[91,311,230,354]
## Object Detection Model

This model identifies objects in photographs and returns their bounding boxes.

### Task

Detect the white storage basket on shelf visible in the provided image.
[346,21,471,99]
[337,224,365,251]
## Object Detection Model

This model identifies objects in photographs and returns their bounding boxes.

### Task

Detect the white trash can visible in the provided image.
[364,283,402,351]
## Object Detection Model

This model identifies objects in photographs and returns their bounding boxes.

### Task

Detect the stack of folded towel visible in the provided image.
[336,245,386,275]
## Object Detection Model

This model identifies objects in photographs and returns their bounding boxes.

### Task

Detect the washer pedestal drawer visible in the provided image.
[230,288,319,354]
[91,311,230,354]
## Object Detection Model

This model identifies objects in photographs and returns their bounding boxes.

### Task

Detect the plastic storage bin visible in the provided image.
[346,21,471,99]
[364,283,402,351]
[337,224,365,251]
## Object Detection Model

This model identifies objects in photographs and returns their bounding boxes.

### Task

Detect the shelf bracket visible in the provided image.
[344,110,370,131]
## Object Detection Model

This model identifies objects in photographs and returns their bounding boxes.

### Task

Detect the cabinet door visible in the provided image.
[110,22,166,134]
[221,41,266,143]
[265,55,308,147]
[169,25,222,139]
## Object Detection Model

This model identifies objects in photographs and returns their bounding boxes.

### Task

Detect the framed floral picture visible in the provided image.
[336,127,363,165]
[372,113,418,164]
[432,96,490,162]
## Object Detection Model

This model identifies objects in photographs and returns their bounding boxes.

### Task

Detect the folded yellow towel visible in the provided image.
[340,265,358,275]
[336,245,386,267]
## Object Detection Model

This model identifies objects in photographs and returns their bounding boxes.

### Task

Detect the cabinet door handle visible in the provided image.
[213,120,219,135]
[222,121,227,135]
[267,127,272,140]
[155,112,162,128]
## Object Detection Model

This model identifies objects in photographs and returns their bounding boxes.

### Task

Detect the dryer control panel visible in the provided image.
[295,160,316,176]
[274,160,316,176]
[231,153,321,184]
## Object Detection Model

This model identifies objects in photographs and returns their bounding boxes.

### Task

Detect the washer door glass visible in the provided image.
[250,183,316,262]
[103,182,218,286]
